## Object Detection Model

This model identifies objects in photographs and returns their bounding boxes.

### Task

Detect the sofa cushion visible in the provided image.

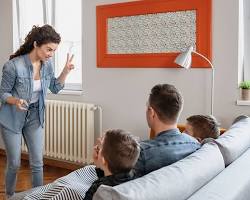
[214,117,250,166]
[187,148,250,200]
[93,142,225,200]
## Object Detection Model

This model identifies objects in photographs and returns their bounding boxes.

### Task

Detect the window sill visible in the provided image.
[236,100,250,106]
[47,90,83,96]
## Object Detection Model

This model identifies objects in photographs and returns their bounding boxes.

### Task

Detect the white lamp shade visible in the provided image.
[174,46,193,69]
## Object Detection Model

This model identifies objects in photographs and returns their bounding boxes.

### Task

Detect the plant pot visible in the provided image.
[241,89,250,100]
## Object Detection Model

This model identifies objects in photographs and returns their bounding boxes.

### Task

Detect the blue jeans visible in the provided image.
[1,103,44,196]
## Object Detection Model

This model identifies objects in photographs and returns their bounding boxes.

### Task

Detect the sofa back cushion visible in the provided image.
[214,117,250,166]
[187,148,250,200]
[93,142,225,200]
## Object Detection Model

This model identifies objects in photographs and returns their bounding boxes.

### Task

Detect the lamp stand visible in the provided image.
[193,51,214,116]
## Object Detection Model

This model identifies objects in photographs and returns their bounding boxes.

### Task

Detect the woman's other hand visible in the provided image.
[15,99,28,111]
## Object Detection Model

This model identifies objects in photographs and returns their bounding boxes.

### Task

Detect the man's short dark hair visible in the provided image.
[101,129,140,174]
[149,84,183,123]
[186,115,220,140]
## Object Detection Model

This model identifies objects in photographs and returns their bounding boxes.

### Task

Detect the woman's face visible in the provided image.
[36,42,58,61]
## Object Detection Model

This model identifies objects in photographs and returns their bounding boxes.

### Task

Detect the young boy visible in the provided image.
[185,115,220,142]
[84,129,140,200]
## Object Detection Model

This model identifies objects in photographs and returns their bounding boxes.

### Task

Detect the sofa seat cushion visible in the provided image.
[93,142,225,200]
[187,148,250,200]
[214,117,250,166]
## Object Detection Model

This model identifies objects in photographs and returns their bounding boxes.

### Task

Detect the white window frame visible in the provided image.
[13,0,83,93]
[243,0,250,81]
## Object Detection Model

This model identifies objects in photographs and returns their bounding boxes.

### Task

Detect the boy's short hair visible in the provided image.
[101,129,140,174]
[149,84,183,123]
[186,115,220,140]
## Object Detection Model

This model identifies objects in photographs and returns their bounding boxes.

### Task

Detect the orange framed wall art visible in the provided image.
[96,0,212,68]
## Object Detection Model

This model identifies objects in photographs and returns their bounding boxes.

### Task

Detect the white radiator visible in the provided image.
[21,100,102,164]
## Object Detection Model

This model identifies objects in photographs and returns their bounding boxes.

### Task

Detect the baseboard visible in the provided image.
[0,149,85,170]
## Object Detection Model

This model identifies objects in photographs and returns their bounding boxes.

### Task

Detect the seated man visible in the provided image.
[134,84,200,177]
[185,115,220,142]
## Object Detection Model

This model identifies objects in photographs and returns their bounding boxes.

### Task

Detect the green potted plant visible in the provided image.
[239,81,250,100]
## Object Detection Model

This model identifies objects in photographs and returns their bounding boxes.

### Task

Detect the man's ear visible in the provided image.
[148,106,156,118]
[151,107,160,121]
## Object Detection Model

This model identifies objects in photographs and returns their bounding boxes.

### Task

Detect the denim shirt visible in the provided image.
[134,129,201,177]
[0,54,64,133]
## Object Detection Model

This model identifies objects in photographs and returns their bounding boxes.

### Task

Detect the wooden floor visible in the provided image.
[0,155,73,200]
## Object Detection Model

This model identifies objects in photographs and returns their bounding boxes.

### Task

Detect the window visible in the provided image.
[13,0,44,50]
[242,0,250,81]
[13,0,82,92]
[54,0,82,91]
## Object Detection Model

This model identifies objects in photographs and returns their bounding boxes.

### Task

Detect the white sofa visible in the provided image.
[93,118,250,200]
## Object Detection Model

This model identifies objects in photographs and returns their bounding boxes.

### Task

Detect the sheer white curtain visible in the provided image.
[13,0,82,91]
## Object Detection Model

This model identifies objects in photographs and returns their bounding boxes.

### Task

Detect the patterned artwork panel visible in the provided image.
[108,10,196,54]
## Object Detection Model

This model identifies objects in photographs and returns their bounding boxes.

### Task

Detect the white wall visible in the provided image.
[0,0,13,76]
[0,0,249,141]
[0,0,13,148]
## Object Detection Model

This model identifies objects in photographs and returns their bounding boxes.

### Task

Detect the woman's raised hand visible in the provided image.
[63,53,74,74]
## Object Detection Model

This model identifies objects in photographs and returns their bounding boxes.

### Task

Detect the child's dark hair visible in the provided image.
[186,115,220,140]
[10,24,61,60]
[101,129,140,174]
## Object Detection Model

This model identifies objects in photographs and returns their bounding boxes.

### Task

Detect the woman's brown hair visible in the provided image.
[10,24,61,60]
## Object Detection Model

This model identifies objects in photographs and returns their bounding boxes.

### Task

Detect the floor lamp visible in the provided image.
[174,46,215,116]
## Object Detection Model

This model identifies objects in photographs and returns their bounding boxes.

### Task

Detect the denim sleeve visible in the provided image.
[48,62,64,94]
[49,77,64,94]
[133,147,146,177]
[0,62,16,103]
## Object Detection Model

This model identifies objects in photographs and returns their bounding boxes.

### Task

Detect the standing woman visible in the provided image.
[0,24,74,198]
